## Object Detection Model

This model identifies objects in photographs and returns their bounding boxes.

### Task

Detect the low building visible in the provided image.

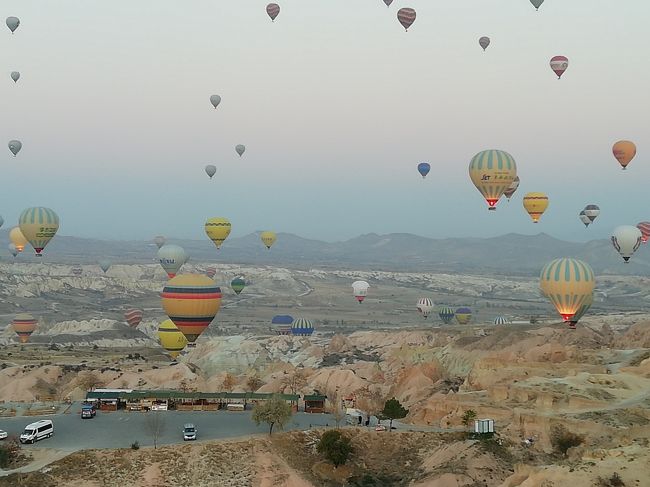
[303,393,327,413]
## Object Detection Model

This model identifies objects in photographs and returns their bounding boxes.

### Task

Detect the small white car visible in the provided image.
[0,430,7,440]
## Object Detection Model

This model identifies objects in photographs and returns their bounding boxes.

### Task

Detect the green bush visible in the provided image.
[317,430,353,467]
[131,441,140,450]
[550,425,584,456]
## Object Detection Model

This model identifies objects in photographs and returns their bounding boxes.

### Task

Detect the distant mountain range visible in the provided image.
[2,230,648,277]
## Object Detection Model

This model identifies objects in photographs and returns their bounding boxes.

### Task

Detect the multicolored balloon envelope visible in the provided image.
[523,192,549,223]
[493,316,511,325]
[205,217,232,249]
[161,274,222,344]
[539,258,595,323]
[352,280,370,303]
[124,308,143,328]
[18,207,59,255]
[469,150,518,210]
[266,3,280,21]
[550,56,569,79]
[231,277,246,294]
[291,318,314,336]
[455,307,472,325]
[416,298,434,318]
[397,8,416,31]
[503,176,520,201]
[13,313,37,343]
[636,222,650,243]
[157,319,188,359]
[272,315,293,335]
[612,140,636,170]
[438,306,455,324]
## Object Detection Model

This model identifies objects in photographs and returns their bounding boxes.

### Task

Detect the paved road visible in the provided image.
[0,403,334,451]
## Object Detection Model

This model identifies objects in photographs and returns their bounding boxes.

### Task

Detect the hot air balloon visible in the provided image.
[19,207,59,255]
[417,163,430,179]
[13,313,37,343]
[503,176,520,201]
[161,274,222,344]
[383,0,394,6]
[493,316,511,325]
[8,243,18,257]
[209,94,221,109]
[416,298,434,318]
[157,319,188,360]
[539,258,595,323]
[636,222,650,243]
[124,308,143,328]
[397,8,416,31]
[266,3,280,21]
[71,266,83,276]
[438,306,455,324]
[205,165,217,179]
[231,277,246,295]
[583,205,600,224]
[523,192,549,223]
[9,227,27,253]
[205,217,232,249]
[6,17,19,33]
[291,318,314,336]
[612,141,636,170]
[479,36,490,51]
[530,0,544,10]
[550,56,569,79]
[8,140,22,156]
[352,281,370,303]
[157,244,188,278]
[272,315,293,335]
[153,235,166,249]
[10,71,19,83]
[205,266,217,278]
[611,226,642,263]
[455,307,472,325]
[99,259,111,273]
[579,211,591,228]
[469,150,517,210]
[260,231,277,249]
[235,145,246,157]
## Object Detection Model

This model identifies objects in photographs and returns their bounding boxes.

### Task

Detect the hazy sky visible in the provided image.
[1,0,649,243]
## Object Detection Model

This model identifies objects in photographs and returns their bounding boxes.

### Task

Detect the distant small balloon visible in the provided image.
[611,225,642,263]
[235,144,246,157]
[479,37,490,51]
[397,8,416,31]
[154,235,166,249]
[417,162,430,179]
[383,0,394,6]
[579,211,591,228]
[209,95,221,109]
[266,3,280,21]
[530,0,544,10]
[99,259,112,273]
[612,140,636,170]
[205,165,217,179]
[550,56,569,79]
[503,176,520,201]
[6,17,19,33]
[8,140,22,156]
[10,71,20,83]
[260,231,277,249]
[8,243,18,257]
[637,222,650,244]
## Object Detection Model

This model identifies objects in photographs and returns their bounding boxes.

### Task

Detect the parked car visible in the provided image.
[0,430,7,440]
[81,404,96,419]
[20,420,54,444]
[183,423,197,441]
[375,424,387,432]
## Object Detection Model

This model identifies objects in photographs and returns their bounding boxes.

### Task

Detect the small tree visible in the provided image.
[317,430,353,468]
[246,373,264,393]
[144,411,166,449]
[222,373,237,392]
[355,386,386,422]
[550,424,583,456]
[461,409,477,428]
[281,368,307,395]
[325,387,346,428]
[252,395,293,435]
[0,437,21,469]
[381,398,408,431]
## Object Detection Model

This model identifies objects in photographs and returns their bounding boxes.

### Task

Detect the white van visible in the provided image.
[20,420,54,444]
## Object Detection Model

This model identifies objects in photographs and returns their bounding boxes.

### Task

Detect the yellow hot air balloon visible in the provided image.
[157,319,188,359]
[18,207,59,255]
[9,226,28,252]
[260,231,277,249]
[540,258,595,323]
[161,274,222,344]
[523,192,549,223]
[12,313,37,343]
[469,150,517,210]
[612,140,636,170]
[205,217,231,249]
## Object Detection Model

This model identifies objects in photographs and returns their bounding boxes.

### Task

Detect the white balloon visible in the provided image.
[611,225,642,263]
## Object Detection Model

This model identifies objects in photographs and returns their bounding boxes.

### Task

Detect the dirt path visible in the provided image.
[253,442,314,487]
[0,448,76,477]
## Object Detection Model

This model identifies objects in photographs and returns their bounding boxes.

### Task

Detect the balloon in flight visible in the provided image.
[469,150,517,210]
[161,274,222,344]
[383,0,394,6]
[272,315,293,335]
[530,0,544,10]
[291,318,314,336]
[612,140,636,170]
[99,259,111,273]
[235,145,246,157]
[455,307,472,325]
[8,140,21,156]
[209,94,221,109]
[154,235,166,249]
[479,36,490,51]
[352,280,370,303]
[157,319,188,360]
[539,258,594,324]
[19,207,59,255]
[124,308,143,328]
[417,162,430,179]
[13,313,37,343]
[260,231,277,249]
[10,71,19,82]
[205,217,232,249]
[550,56,569,79]
[569,293,593,329]
[6,17,19,33]
[397,8,416,31]
[636,222,650,243]
[157,244,188,278]
[583,205,600,224]
[266,3,280,21]
[611,226,642,263]
[9,227,27,252]
[205,266,216,278]
[493,316,511,325]
[8,243,18,257]
[231,277,246,295]
[579,210,591,228]
[416,298,434,318]
[205,165,217,179]
[438,306,455,324]
[503,176,520,201]
[523,192,549,223]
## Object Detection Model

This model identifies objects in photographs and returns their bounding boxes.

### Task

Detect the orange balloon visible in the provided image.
[612,140,637,169]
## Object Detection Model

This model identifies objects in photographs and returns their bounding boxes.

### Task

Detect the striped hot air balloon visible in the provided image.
[469,150,517,210]
[161,274,222,344]
[272,315,293,335]
[124,308,143,328]
[416,298,434,318]
[13,313,37,343]
[266,3,280,21]
[231,277,246,294]
[569,293,593,329]
[18,207,59,255]
[550,56,569,79]
[205,217,232,249]
[636,222,650,243]
[397,8,416,31]
[438,306,455,324]
[205,267,217,278]
[503,176,520,201]
[523,192,549,223]
[539,258,595,323]
[157,319,188,360]
[455,307,472,325]
[584,205,600,224]
[579,210,591,227]
[291,318,314,336]
[493,316,511,325]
